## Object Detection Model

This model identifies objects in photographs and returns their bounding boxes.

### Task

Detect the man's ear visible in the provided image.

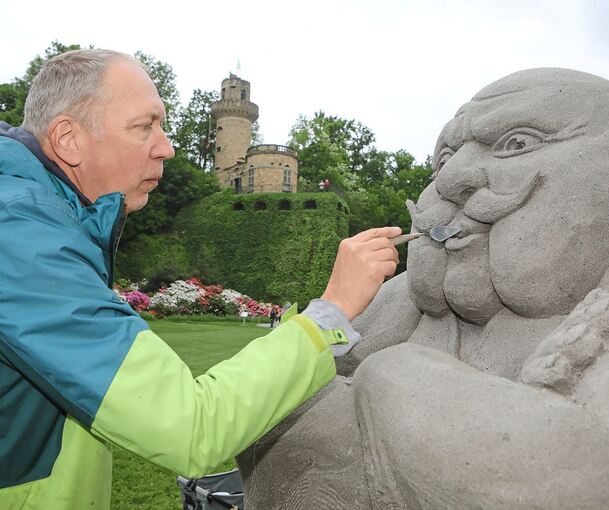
[46,115,82,167]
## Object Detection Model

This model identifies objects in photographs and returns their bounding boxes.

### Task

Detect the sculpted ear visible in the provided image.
[46,116,82,167]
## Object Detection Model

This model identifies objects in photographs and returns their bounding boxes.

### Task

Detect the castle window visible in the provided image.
[304,200,317,209]
[241,89,246,100]
[248,168,255,192]
[283,168,291,192]
[254,201,267,211]
[233,202,245,211]
[279,200,291,210]
[217,126,223,131]
[217,146,222,152]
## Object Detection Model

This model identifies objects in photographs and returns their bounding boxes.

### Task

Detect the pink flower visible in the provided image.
[121,290,151,312]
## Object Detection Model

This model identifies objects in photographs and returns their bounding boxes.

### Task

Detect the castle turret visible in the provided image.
[211,73,299,193]
[211,74,259,185]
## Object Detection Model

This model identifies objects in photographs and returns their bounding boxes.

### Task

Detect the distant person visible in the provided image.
[324,178,330,191]
[0,48,401,509]
[318,179,325,192]
[269,309,277,328]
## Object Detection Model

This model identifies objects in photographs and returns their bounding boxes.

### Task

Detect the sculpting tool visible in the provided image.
[390,232,426,246]
[429,225,462,242]
[390,225,462,246]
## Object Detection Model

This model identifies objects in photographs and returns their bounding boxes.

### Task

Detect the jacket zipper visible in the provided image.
[108,194,127,287]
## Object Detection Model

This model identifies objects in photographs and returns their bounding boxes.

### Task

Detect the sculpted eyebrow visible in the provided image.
[469,105,549,146]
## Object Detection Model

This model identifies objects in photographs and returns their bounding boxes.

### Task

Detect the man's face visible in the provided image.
[408,69,609,321]
[77,59,174,213]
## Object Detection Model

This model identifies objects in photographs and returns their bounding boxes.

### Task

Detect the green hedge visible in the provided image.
[177,191,349,307]
[116,191,349,307]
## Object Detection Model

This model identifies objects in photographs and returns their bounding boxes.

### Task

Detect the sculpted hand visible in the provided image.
[321,226,402,321]
[520,288,609,395]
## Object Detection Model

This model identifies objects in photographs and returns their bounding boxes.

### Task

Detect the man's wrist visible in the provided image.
[319,292,355,322]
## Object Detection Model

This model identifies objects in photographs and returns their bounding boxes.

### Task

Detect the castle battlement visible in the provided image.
[211,100,259,123]
[247,144,298,158]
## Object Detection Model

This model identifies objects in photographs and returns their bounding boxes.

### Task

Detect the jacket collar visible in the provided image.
[0,123,125,284]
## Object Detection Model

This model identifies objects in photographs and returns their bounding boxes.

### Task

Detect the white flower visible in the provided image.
[220,289,244,304]
[150,280,205,309]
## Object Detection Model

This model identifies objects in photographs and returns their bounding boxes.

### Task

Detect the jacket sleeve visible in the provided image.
[0,194,337,477]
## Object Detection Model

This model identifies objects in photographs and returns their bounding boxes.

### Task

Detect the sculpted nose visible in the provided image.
[435,143,488,206]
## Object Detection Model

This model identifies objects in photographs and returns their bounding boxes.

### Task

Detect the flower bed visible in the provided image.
[114,278,282,319]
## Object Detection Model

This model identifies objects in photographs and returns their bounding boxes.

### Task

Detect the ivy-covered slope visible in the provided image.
[117,191,350,307]
[176,191,349,306]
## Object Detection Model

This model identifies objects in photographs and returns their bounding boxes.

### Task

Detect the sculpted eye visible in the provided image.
[433,148,455,178]
[493,128,546,158]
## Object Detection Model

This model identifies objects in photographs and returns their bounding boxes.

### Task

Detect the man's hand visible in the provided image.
[321,226,402,321]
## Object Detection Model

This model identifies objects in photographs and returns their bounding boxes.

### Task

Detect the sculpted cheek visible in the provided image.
[489,184,609,318]
[406,182,452,316]
[407,237,450,316]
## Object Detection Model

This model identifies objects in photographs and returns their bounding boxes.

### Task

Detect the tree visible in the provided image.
[173,89,219,170]
[288,112,354,192]
[0,41,82,126]
[135,51,181,138]
[251,120,264,145]
[0,83,25,126]
[159,151,221,214]
[287,111,433,244]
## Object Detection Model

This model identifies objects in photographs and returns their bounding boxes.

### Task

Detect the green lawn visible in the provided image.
[110,319,267,509]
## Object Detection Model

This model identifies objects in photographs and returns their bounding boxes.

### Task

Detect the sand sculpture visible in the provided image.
[238,68,609,509]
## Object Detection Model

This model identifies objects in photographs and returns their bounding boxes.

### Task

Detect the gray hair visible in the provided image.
[22,49,141,141]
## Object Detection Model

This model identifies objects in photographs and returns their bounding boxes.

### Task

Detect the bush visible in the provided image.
[207,295,239,316]
[114,278,280,320]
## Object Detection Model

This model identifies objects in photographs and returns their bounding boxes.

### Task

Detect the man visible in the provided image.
[0,49,400,509]
[239,68,609,509]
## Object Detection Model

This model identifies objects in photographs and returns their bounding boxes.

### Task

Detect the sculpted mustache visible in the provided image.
[464,171,540,223]
[407,171,540,229]
[406,199,459,232]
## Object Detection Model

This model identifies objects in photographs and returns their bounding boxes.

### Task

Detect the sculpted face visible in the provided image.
[408,68,609,322]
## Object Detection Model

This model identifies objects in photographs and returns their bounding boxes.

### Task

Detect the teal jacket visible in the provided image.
[0,124,340,509]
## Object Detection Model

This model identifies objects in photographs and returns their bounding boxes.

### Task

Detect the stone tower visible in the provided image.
[211,74,259,184]
[211,73,299,193]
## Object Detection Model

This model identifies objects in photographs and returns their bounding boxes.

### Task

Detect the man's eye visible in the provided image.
[142,123,153,131]
[493,128,546,158]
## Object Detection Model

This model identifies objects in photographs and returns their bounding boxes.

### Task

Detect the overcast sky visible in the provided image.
[2,0,608,162]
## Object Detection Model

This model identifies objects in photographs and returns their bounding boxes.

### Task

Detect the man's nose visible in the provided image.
[152,129,175,160]
[435,142,488,206]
